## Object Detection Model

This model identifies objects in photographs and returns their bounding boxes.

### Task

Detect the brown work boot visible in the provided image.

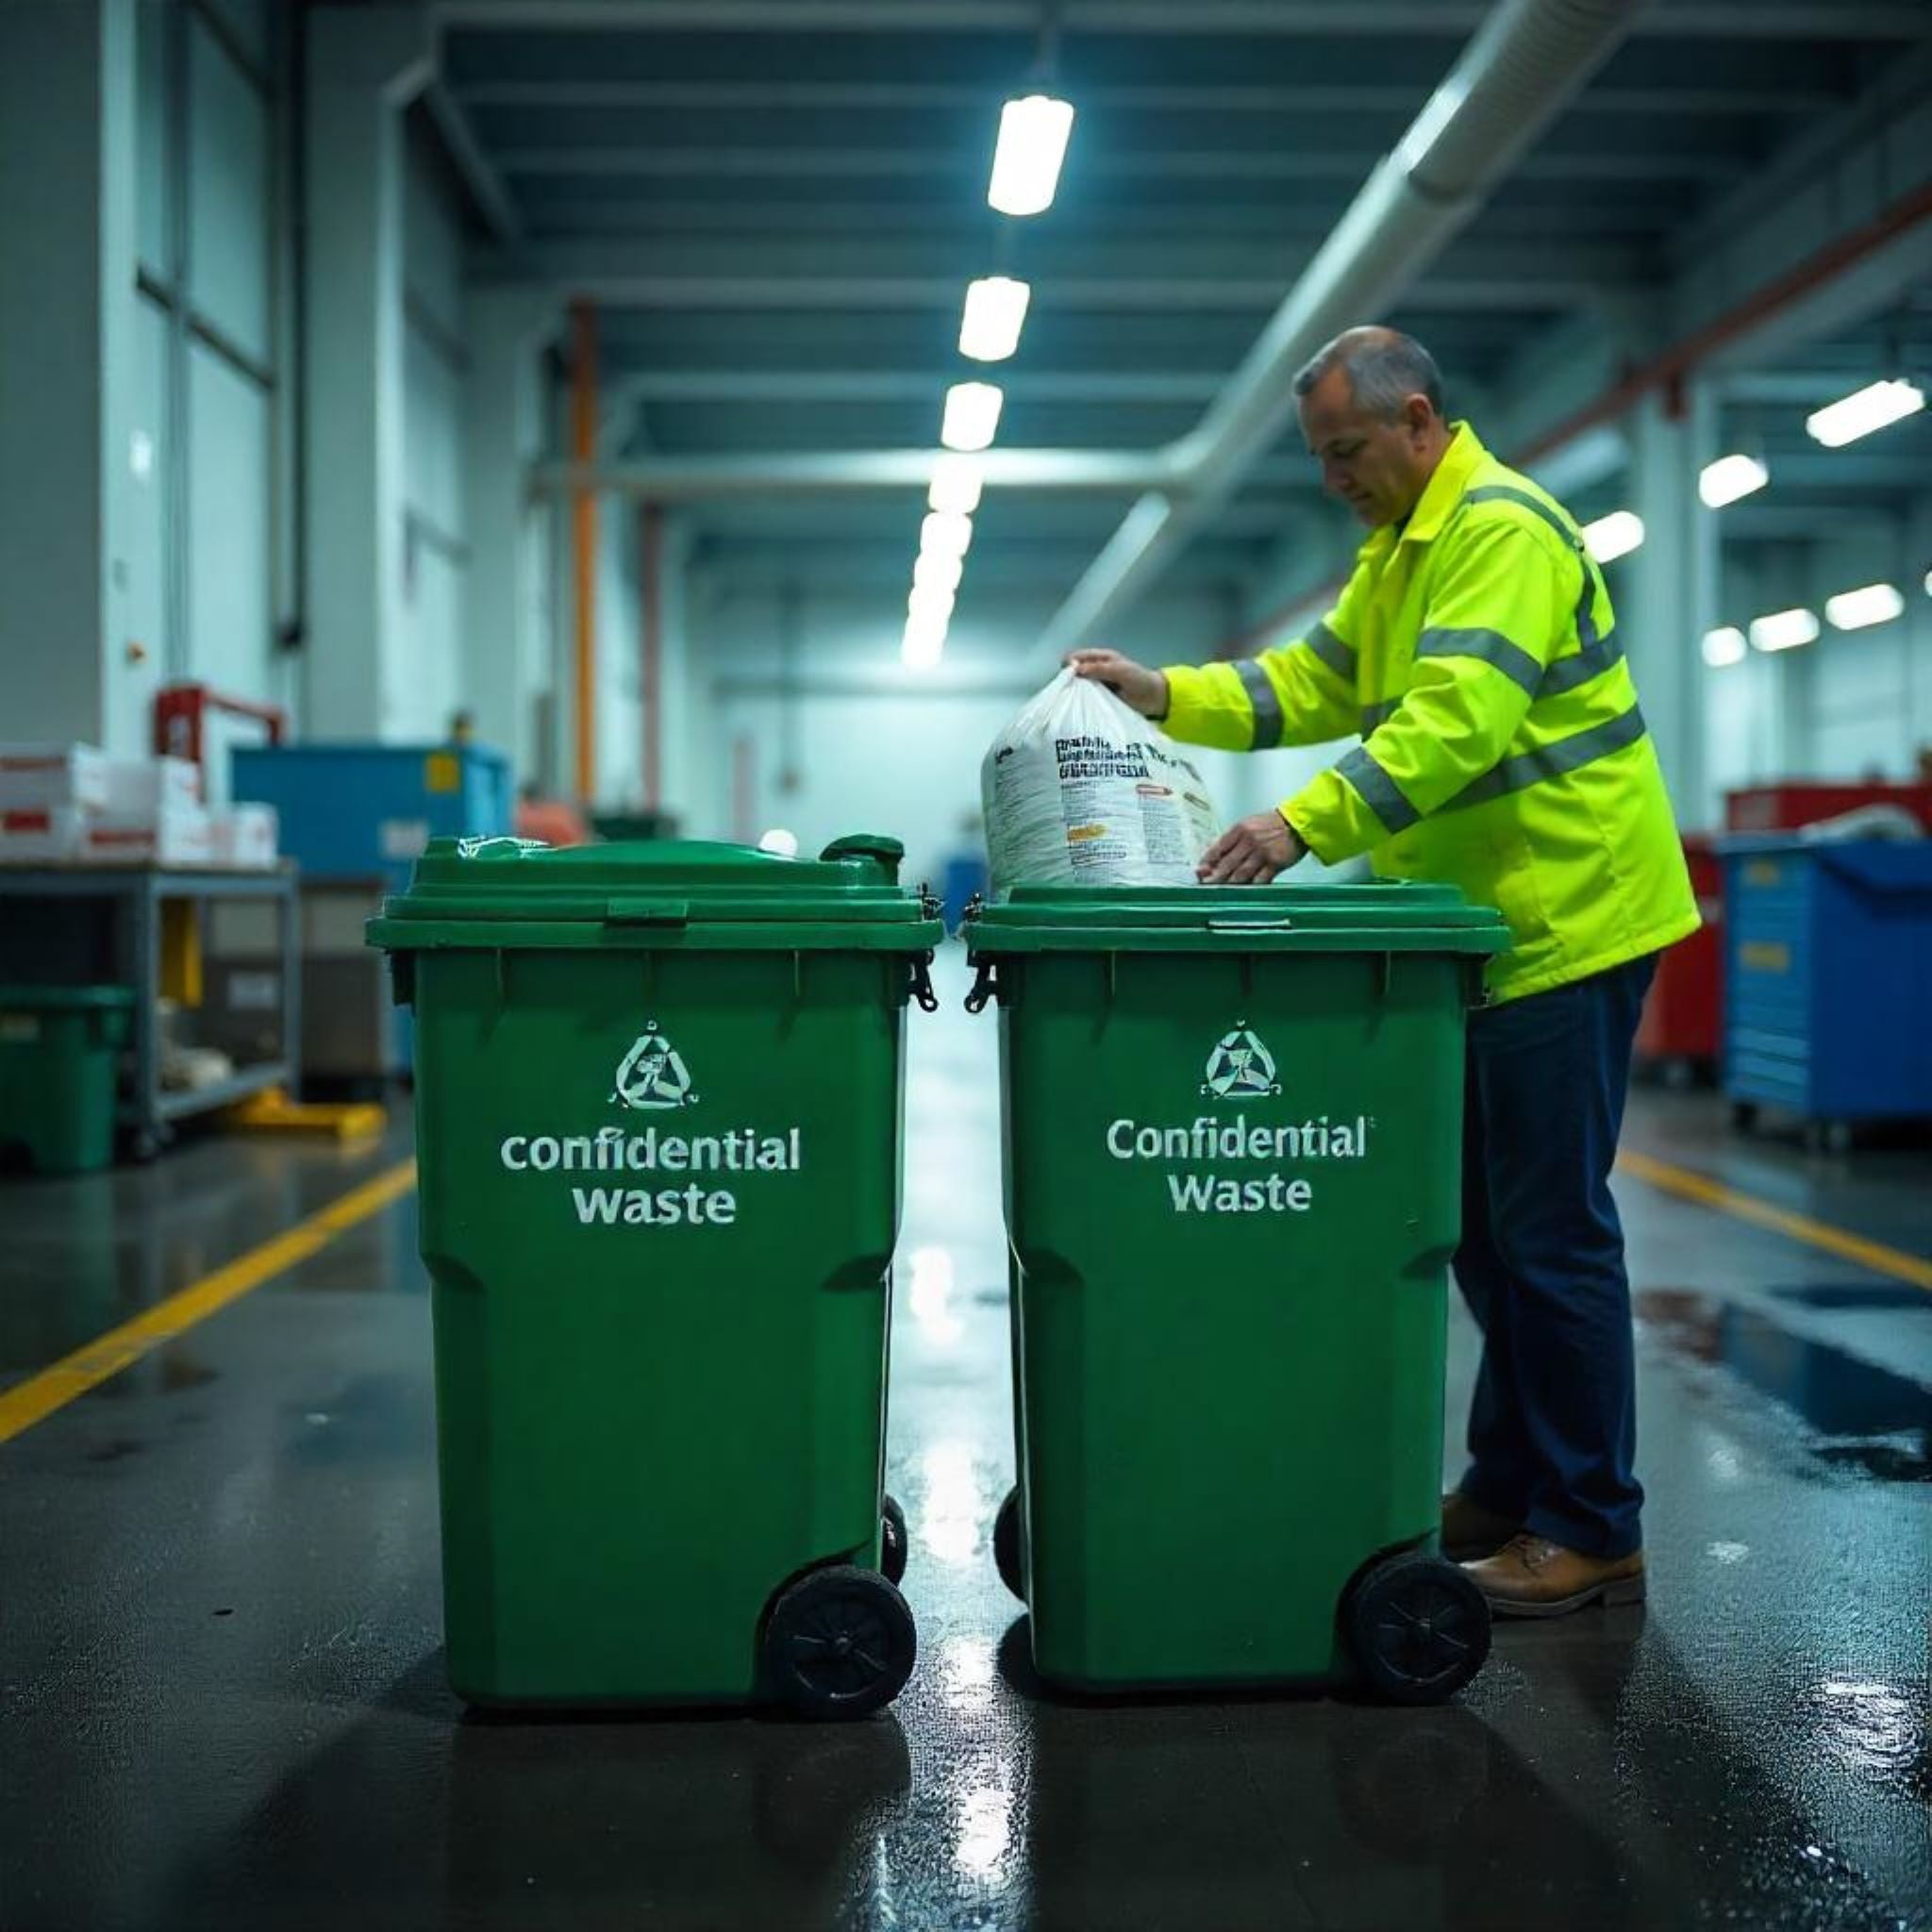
[1441,1490,1522,1562]
[1464,1534,1646,1618]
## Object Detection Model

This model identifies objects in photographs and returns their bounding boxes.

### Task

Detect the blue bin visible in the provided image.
[229,743,512,884]
[229,744,512,1075]
[1721,838,1932,1133]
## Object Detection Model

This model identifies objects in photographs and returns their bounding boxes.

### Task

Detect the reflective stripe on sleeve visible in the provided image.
[1446,704,1649,812]
[1234,658,1286,750]
[1337,744,1422,833]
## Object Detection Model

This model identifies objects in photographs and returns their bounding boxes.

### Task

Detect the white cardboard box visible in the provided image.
[0,745,111,812]
[0,805,87,862]
[104,756,202,816]
[210,803,279,869]
[81,805,215,867]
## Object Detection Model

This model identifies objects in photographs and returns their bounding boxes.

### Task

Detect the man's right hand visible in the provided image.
[1066,649,1169,721]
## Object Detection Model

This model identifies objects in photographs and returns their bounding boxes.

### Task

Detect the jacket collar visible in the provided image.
[1360,421,1489,560]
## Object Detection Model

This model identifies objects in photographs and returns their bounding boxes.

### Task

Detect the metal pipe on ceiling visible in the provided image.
[1034,0,1652,661]
[529,448,1186,498]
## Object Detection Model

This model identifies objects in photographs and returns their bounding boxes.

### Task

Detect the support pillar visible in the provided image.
[465,288,558,773]
[301,5,431,739]
[0,0,141,752]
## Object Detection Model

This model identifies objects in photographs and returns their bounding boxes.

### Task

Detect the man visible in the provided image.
[1071,326,1697,1616]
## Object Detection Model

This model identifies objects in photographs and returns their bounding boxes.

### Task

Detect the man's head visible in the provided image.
[1292,327,1451,528]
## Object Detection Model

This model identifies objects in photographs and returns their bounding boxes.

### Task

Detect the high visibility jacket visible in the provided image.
[1161,423,1698,1004]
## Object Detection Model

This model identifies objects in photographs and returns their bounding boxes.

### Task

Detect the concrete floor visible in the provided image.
[2,957,1928,1932]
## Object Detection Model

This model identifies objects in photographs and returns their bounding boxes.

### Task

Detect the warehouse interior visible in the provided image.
[1,2,1929,1928]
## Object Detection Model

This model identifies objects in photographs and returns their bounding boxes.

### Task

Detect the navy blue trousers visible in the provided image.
[1454,955,1656,1559]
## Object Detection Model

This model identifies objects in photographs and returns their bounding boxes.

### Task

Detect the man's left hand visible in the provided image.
[1198,811,1307,885]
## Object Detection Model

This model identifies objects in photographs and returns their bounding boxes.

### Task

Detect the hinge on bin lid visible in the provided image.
[964,957,1001,1014]
[603,898,690,926]
[820,833,905,880]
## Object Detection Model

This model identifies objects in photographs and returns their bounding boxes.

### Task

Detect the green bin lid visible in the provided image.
[0,985,137,1010]
[367,833,944,953]
[964,881,1511,955]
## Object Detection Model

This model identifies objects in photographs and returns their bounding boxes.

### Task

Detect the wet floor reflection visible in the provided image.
[1638,1290,1932,1478]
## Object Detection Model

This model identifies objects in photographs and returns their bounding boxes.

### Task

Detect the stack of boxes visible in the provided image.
[0,744,279,867]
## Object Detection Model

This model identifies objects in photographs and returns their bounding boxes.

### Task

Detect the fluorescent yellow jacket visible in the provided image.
[1161,424,1699,1003]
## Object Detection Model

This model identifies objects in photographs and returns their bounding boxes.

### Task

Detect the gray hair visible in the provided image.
[1292,328,1444,423]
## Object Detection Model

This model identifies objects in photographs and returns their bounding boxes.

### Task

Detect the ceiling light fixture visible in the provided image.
[908,584,957,625]
[1748,608,1819,653]
[1805,378,1924,448]
[1698,454,1769,508]
[959,276,1031,362]
[1700,626,1747,668]
[941,381,1004,453]
[913,549,964,596]
[902,613,947,670]
[1824,582,1905,631]
[988,95,1075,217]
[920,510,974,560]
[1582,510,1645,563]
[928,455,983,515]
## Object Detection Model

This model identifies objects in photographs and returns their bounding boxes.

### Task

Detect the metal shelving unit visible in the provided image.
[0,865,299,1158]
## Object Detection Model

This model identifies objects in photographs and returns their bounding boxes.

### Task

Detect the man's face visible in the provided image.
[1298,366,1439,528]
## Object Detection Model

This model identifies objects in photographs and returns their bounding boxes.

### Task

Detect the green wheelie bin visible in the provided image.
[963,882,1510,1705]
[0,987,134,1175]
[368,833,943,1718]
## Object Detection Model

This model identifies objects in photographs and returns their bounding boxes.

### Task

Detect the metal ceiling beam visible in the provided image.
[585,370,1228,405]
[452,79,1840,117]
[435,2,1931,40]
[491,273,1615,313]
[421,82,523,243]
[531,449,1184,497]
[491,146,1745,187]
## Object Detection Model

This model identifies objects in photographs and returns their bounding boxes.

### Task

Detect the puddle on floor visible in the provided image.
[1637,1290,1932,1482]
[1771,1283,1932,1313]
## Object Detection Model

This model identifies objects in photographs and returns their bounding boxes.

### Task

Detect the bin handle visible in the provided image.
[603,897,690,926]
[1205,918,1294,933]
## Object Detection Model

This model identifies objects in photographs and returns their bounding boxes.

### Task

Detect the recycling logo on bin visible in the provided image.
[611,1024,697,1110]
[1200,1023,1281,1100]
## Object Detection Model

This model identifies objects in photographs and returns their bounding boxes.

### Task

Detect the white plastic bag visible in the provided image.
[982,669,1223,893]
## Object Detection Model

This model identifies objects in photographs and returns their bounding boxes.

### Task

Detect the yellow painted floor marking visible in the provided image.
[1616,1146,1932,1292]
[0,1158,417,1446]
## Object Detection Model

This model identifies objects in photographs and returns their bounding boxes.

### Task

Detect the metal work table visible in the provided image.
[0,864,299,1158]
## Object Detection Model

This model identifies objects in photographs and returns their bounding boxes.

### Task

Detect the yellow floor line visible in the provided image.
[1616,1146,1932,1292]
[0,1158,417,1446]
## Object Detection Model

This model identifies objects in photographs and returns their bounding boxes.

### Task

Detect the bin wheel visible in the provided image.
[1345,1552,1491,1706]
[1804,1118,1854,1157]
[763,1564,916,1721]
[880,1494,908,1586]
[992,1487,1025,1602]
[1728,1100,1758,1133]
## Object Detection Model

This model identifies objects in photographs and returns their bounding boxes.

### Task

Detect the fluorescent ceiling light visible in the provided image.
[902,615,946,670]
[959,276,1031,362]
[920,510,974,560]
[1698,454,1769,508]
[1806,378,1924,448]
[913,549,964,596]
[757,828,799,858]
[1582,510,1645,563]
[1748,607,1819,653]
[1824,582,1904,631]
[941,381,1004,452]
[928,455,983,515]
[1701,625,1747,668]
[988,94,1074,217]
[908,583,956,625]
